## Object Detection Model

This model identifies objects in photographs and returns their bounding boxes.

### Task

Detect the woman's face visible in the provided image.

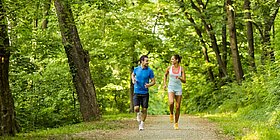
[171,56,178,65]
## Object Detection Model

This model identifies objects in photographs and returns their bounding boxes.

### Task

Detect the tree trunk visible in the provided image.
[184,11,214,81]
[189,0,227,77]
[262,26,274,62]
[259,0,280,62]
[54,0,100,121]
[129,43,138,113]
[0,0,18,136]
[221,0,228,78]
[202,47,214,81]
[226,0,244,82]
[204,22,227,77]
[244,0,256,70]
[42,0,51,29]
[129,66,134,113]
[34,1,40,28]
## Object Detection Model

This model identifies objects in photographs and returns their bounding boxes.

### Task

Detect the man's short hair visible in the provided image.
[140,55,148,62]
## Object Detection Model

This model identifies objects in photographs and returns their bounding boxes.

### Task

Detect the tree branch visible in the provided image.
[196,0,205,9]
[267,0,280,31]
[252,22,264,40]
[153,12,160,34]
[205,0,209,9]
[190,0,201,13]
[185,11,209,46]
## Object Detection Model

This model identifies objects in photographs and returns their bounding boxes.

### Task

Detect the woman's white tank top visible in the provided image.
[168,65,182,90]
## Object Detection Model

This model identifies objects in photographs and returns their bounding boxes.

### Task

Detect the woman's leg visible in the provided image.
[168,92,175,115]
[174,95,182,123]
[168,92,175,122]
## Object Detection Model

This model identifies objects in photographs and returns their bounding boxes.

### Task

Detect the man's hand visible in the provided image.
[131,73,136,84]
[132,78,136,84]
[145,78,155,88]
[145,83,149,88]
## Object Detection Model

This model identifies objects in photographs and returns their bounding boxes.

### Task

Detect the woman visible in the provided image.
[163,54,186,130]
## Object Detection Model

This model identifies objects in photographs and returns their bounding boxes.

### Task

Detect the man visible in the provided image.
[131,55,156,130]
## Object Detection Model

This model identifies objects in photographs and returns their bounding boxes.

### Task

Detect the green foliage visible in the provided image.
[74,1,165,116]
[201,64,280,139]
[11,55,81,132]
[184,76,217,113]
[6,0,81,131]
[1,114,134,140]
[3,0,280,138]
[207,112,280,140]
[149,86,169,115]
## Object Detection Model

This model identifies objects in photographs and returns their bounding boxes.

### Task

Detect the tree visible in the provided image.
[188,0,228,77]
[129,42,138,113]
[244,0,255,70]
[221,0,228,78]
[184,11,214,81]
[54,0,100,121]
[254,0,280,62]
[42,0,51,29]
[0,0,18,136]
[226,0,244,82]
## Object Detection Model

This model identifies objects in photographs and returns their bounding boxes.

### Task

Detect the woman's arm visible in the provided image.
[163,66,170,90]
[178,67,186,83]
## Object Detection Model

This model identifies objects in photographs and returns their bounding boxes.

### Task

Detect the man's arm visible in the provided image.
[145,77,155,88]
[131,72,136,84]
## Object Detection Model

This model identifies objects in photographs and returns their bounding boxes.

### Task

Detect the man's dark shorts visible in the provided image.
[133,93,149,108]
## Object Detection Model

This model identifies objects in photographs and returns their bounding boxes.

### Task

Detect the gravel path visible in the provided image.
[72,115,233,140]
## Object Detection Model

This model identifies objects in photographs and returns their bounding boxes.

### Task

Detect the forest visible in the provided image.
[0,0,279,139]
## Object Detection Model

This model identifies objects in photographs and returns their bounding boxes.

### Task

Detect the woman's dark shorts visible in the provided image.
[133,93,149,108]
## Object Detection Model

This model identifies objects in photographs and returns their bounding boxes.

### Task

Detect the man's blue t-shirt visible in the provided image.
[133,66,154,94]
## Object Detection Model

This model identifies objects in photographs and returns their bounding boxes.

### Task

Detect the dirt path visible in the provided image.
[72,115,233,140]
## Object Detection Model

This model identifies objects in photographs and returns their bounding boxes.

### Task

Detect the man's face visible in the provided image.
[141,57,149,67]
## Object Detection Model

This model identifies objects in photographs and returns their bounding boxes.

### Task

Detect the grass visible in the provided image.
[0,113,134,140]
[203,113,280,140]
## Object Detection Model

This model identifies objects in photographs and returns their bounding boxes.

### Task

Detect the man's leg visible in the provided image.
[141,108,147,121]
[133,94,141,122]
[141,94,149,122]
[134,106,140,112]
[134,106,141,122]
[139,94,149,130]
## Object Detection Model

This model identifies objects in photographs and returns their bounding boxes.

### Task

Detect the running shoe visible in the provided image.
[170,114,174,123]
[174,123,179,130]
[139,121,144,131]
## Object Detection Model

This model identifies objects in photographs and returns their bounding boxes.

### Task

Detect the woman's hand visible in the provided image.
[163,84,167,91]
